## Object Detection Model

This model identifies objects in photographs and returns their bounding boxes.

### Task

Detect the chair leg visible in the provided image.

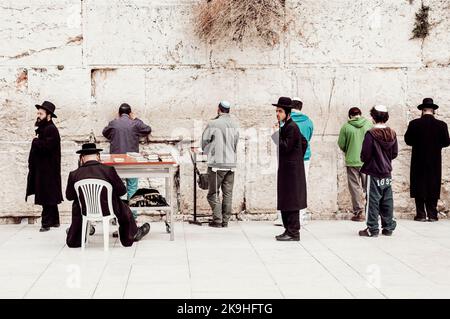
[81,217,87,250]
[103,220,109,252]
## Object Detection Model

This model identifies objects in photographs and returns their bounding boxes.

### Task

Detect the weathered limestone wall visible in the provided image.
[0,0,449,221]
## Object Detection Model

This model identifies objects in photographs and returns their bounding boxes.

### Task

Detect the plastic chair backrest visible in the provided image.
[74,179,114,218]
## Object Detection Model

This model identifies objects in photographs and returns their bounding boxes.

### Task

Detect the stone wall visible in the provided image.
[0,0,449,222]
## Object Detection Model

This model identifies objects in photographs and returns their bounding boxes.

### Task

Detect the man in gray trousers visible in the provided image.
[201,101,240,228]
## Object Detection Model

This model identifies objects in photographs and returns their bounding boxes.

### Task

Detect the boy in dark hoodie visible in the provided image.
[359,105,398,237]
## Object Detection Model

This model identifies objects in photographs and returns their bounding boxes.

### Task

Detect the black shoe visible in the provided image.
[276,234,300,241]
[89,225,95,236]
[428,218,439,222]
[39,227,50,232]
[382,229,393,236]
[208,221,222,228]
[275,231,287,239]
[414,216,427,222]
[222,222,228,228]
[134,223,150,242]
[358,228,378,237]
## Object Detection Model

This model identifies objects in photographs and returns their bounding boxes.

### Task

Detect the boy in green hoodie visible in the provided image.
[338,107,373,221]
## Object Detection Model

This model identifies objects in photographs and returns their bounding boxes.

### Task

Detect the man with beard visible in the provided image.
[26,101,63,232]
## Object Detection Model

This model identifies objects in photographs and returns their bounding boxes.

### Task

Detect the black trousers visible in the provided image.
[281,210,300,238]
[66,201,138,248]
[41,205,60,228]
[415,198,438,220]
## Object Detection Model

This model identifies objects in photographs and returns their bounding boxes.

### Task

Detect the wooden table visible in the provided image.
[102,154,178,241]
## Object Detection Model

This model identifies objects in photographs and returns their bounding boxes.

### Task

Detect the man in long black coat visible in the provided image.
[405,98,450,222]
[26,101,63,232]
[271,97,307,241]
[65,143,150,247]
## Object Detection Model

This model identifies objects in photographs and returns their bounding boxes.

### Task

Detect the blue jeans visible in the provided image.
[126,178,139,220]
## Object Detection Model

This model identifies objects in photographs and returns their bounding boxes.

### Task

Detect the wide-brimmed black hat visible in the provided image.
[417,97,439,110]
[76,143,103,155]
[35,101,57,118]
[272,96,293,108]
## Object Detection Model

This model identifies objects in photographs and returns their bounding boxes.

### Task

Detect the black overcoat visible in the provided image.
[277,118,308,211]
[405,114,450,199]
[65,160,138,247]
[26,121,63,205]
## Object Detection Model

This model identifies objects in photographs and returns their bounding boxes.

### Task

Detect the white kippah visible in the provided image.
[220,101,231,109]
[292,96,301,102]
[374,105,388,112]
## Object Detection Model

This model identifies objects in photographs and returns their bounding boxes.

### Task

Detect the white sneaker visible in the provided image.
[300,211,310,225]
[273,219,283,226]
[274,212,283,226]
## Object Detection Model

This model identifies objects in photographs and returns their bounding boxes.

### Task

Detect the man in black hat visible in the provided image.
[271,97,308,241]
[26,101,63,232]
[405,98,450,222]
[65,143,150,248]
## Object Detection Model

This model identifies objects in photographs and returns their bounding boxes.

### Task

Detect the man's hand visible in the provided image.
[272,122,279,134]
[130,112,137,120]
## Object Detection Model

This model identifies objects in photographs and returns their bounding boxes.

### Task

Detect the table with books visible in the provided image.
[101,152,178,241]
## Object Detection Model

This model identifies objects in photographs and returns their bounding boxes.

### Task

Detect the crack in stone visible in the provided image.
[0,35,83,61]
[321,76,336,137]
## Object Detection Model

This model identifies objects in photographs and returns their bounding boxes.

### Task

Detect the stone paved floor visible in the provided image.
[0,220,449,299]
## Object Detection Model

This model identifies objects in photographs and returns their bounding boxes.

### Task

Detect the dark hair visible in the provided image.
[119,103,132,115]
[292,100,303,111]
[218,104,230,113]
[348,107,362,118]
[370,107,389,123]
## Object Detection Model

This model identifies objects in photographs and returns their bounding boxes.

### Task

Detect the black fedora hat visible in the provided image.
[417,97,439,110]
[272,96,293,108]
[35,101,57,118]
[76,143,103,155]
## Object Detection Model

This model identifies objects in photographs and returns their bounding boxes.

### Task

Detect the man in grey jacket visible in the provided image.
[201,101,240,228]
[102,103,152,220]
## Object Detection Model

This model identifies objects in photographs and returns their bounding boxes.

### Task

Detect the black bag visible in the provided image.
[129,188,169,207]
[197,169,209,190]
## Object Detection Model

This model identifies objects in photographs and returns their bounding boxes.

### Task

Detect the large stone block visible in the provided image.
[406,67,450,122]
[360,68,408,134]
[294,67,361,136]
[27,67,91,139]
[91,68,146,138]
[84,0,206,65]
[0,0,82,67]
[422,0,450,66]
[288,0,422,65]
[145,67,236,139]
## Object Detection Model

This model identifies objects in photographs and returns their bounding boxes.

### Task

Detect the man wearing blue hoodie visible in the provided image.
[274,97,314,226]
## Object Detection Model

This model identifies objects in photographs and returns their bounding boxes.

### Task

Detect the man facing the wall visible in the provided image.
[201,101,240,228]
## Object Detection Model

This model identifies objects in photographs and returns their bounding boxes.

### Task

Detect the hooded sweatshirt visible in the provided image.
[337,117,373,167]
[360,125,398,178]
[291,110,314,161]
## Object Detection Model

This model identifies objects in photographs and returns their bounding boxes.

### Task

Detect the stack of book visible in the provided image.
[147,153,160,162]
[159,153,174,162]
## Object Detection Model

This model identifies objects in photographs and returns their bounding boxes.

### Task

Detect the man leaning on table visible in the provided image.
[102,103,152,225]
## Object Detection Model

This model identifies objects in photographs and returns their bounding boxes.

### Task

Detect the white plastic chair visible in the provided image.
[74,179,118,251]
